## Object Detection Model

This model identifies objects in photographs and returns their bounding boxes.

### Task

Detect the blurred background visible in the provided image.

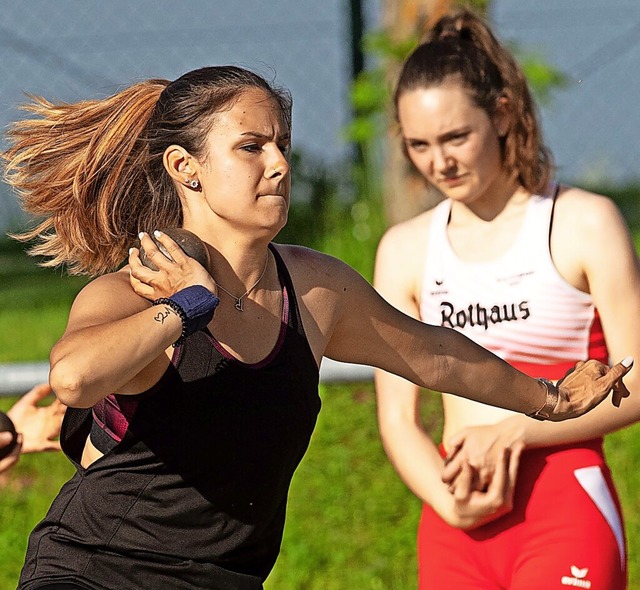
[1,1,639,588]
[2,0,640,236]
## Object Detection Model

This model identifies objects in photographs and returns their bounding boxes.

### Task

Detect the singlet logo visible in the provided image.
[440,301,530,330]
[561,565,592,588]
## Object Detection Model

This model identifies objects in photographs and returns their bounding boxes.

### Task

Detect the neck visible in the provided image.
[208,247,272,313]
[452,176,525,223]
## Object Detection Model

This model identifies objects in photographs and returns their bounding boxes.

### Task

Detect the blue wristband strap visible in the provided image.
[153,285,219,346]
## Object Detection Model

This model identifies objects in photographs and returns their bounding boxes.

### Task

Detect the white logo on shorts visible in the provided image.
[561,565,592,588]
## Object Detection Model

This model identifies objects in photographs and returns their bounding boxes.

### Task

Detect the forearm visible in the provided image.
[375,371,461,524]
[520,389,640,447]
[412,326,547,416]
[50,304,182,408]
[378,409,460,519]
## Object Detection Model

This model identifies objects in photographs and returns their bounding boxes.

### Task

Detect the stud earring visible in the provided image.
[186,179,200,190]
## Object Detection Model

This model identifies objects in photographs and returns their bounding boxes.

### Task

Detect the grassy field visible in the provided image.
[1,240,640,588]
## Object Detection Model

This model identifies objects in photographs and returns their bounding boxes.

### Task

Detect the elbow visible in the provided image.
[49,357,95,408]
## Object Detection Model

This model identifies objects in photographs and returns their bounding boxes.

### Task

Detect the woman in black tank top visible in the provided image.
[3,65,630,589]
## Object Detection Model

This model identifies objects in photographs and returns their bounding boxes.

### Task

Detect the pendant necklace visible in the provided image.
[215,252,270,311]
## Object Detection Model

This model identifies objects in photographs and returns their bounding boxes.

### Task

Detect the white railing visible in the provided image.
[0,358,375,396]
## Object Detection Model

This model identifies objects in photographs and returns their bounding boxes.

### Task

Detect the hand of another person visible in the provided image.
[441,418,525,493]
[129,231,216,301]
[547,357,633,420]
[447,443,523,530]
[7,383,65,454]
[0,431,22,475]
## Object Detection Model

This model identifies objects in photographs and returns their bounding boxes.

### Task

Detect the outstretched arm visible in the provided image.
[323,254,631,420]
[443,190,640,489]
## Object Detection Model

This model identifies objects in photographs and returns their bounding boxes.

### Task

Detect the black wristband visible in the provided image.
[153,285,219,346]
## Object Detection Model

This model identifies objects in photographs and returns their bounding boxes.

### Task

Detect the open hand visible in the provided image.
[7,383,65,454]
[551,357,633,421]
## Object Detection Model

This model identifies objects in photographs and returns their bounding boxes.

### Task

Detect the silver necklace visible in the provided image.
[215,253,270,311]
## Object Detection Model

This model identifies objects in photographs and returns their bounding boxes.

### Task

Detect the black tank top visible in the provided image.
[19,245,321,590]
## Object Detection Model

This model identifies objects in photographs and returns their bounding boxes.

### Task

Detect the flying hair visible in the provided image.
[2,66,292,276]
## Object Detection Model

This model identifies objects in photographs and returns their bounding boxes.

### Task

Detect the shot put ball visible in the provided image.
[139,227,210,270]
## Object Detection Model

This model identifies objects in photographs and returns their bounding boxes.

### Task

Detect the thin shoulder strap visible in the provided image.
[269,243,303,333]
[548,181,561,248]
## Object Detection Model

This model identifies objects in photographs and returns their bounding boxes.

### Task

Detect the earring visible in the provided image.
[186,178,200,190]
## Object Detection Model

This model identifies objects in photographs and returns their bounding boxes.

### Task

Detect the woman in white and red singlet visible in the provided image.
[374,9,640,590]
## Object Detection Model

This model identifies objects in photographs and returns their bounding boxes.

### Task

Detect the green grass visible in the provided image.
[2,385,639,588]
[0,245,87,361]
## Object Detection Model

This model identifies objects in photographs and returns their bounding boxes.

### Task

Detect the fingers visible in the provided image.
[128,246,164,300]
[484,444,520,510]
[49,398,67,417]
[445,433,464,457]
[507,442,524,481]
[138,232,179,270]
[20,382,53,404]
[151,230,192,266]
[553,356,634,420]
[451,461,473,502]
[486,446,509,498]
[0,431,14,449]
[611,378,631,408]
[606,356,634,381]
[442,452,463,485]
[442,433,465,484]
[604,357,634,408]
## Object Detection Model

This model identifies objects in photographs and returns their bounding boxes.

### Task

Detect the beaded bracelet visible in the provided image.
[153,285,219,347]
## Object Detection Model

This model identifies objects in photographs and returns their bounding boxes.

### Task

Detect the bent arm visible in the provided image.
[372,225,458,514]
[373,226,521,526]
[375,371,469,523]
[49,271,182,408]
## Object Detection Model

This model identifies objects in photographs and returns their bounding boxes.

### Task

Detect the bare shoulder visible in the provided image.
[377,208,434,258]
[554,185,625,232]
[69,268,150,329]
[272,243,377,361]
[374,209,435,301]
[551,185,635,287]
[273,243,358,284]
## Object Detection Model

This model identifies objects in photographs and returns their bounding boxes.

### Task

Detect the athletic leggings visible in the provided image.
[418,439,627,589]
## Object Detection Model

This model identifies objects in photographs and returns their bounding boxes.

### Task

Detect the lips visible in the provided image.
[258,193,287,200]
[439,173,468,187]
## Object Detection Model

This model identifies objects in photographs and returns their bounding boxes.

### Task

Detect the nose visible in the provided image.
[430,145,454,175]
[265,147,290,179]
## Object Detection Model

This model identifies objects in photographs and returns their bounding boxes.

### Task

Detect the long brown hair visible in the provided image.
[2,66,292,275]
[394,9,553,194]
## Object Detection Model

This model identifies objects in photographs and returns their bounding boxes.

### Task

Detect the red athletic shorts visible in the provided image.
[418,439,627,589]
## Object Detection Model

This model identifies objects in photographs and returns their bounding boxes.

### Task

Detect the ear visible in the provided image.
[163,145,199,185]
[493,97,511,138]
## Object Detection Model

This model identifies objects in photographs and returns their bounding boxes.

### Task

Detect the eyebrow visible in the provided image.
[403,126,471,144]
[239,131,291,142]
